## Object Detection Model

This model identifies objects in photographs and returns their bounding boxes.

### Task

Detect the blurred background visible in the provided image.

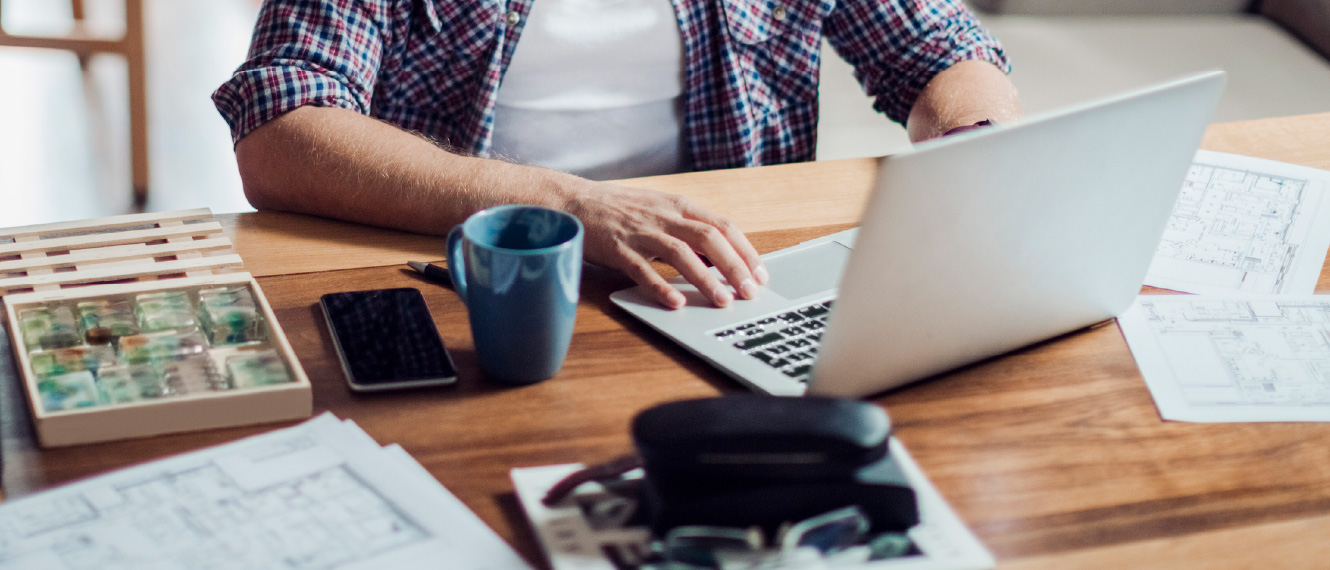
[1,0,1328,227]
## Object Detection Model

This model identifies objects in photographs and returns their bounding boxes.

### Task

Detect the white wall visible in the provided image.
[814,10,1330,161]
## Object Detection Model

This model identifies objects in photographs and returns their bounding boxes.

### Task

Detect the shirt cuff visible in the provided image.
[212,59,367,146]
[871,24,1011,125]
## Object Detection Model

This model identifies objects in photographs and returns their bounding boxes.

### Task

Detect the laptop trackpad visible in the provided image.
[763,241,852,299]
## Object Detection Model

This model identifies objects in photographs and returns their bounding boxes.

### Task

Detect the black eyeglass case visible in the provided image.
[631,395,891,484]
[641,451,920,535]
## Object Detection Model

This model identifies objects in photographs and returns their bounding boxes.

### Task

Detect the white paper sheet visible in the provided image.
[1118,296,1330,422]
[0,414,531,570]
[1144,150,1330,295]
[511,438,994,570]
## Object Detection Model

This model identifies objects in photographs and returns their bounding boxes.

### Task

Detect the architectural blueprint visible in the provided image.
[0,414,530,570]
[1118,296,1330,422]
[511,438,995,570]
[1144,150,1330,295]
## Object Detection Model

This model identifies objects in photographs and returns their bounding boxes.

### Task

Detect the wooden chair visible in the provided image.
[0,0,149,206]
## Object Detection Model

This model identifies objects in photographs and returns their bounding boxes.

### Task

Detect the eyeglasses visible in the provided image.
[658,525,765,568]
[779,505,870,553]
[544,454,646,530]
[648,505,912,569]
[543,454,643,507]
[545,458,916,568]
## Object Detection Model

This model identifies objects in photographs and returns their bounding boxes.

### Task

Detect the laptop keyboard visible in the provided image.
[713,300,834,383]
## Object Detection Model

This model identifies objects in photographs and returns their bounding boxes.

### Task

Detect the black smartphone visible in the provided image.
[320,288,458,391]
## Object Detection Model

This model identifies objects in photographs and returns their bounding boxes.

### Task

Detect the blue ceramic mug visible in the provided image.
[447,205,583,384]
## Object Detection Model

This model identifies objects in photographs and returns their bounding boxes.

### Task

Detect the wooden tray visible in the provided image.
[0,209,312,447]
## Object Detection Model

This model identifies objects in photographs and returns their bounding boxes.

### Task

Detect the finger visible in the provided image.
[615,247,687,310]
[670,219,759,301]
[647,235,734,308]
[680,207,768,286]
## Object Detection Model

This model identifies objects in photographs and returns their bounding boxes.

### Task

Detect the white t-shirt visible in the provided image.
[490,0,688,181]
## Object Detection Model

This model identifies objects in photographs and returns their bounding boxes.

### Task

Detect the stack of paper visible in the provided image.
[1121,151,1330,422]
[0,414,530,569]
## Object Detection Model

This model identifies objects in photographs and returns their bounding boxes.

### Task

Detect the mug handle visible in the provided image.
[446,225,469,305]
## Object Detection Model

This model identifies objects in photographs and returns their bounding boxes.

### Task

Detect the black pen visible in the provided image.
[406,261,453,288]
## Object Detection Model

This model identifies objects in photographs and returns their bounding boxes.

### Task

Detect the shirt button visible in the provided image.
[505,10,521,25]
[773,5,787,21]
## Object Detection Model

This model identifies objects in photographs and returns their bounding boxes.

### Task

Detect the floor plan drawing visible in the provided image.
[1117,296,1330,422]
[1,463,425,569]
[1144,150,1330,296]
[0,415,530,570]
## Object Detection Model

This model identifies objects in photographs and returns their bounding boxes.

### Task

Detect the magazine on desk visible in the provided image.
[511,437,994,570]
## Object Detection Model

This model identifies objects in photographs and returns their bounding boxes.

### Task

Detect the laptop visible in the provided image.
[610,71,1227,397]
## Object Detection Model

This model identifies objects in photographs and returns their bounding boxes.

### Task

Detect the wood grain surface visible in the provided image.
[219,159,881,278]
[4,112,1330,568]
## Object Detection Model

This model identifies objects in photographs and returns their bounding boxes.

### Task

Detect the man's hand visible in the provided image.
[566,182,768,310]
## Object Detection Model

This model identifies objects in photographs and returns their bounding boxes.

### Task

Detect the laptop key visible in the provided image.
[779,312,805,322]
[734,332,783,350]
[715,329,737,340]
[784,365,812,378]
[798,305,829,318]
[750,351,789,368]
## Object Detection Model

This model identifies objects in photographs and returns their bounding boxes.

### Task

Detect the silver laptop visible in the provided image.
[610,71,1226,397]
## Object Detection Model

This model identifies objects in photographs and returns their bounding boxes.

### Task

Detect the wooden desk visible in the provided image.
[4,112,1330,569]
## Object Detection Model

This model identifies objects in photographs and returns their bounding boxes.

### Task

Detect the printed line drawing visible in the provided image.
[1,462,425,568]
[0,415,530,570]
[1144,150,1330,296]
[1118,296,1330,422]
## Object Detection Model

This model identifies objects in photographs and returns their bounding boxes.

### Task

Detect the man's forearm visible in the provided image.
[236,106,589,235]
[234,105,767,310]
[906,60,1022,142]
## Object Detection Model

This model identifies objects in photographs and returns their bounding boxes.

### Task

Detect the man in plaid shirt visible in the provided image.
[215,0,1019,310]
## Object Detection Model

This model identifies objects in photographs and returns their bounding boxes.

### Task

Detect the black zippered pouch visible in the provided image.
[642,450,919,534]
[631,395,891,485]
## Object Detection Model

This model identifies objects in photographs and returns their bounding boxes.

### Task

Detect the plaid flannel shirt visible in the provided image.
[213,0,1008,171]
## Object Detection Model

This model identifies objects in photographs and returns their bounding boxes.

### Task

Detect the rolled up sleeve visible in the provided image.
[212,0,393,145]
[823,0,1010,125]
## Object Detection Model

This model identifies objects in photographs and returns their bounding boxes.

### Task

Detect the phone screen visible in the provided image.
[320,288,458,390]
